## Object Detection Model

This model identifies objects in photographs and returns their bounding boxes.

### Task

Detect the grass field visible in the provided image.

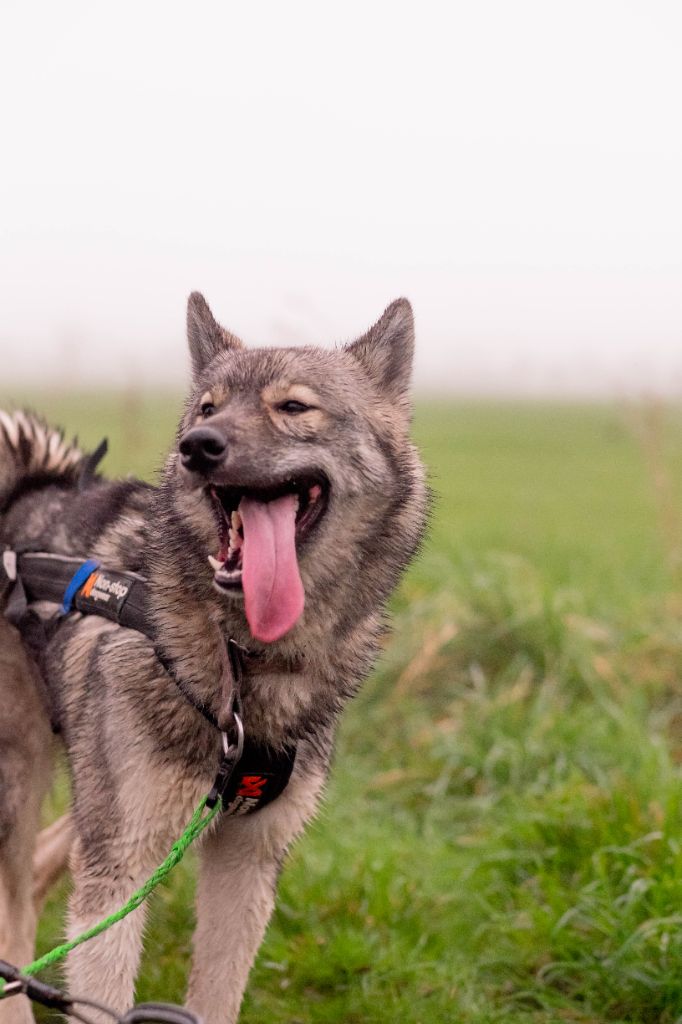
[8,393,682,1023]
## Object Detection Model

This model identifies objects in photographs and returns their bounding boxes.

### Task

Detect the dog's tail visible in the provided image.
[0,410,84,511]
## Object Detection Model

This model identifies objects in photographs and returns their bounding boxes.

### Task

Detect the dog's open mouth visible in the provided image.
[207,475,329,643]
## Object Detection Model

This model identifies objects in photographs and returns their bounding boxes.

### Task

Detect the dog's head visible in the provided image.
[171,292,422,646]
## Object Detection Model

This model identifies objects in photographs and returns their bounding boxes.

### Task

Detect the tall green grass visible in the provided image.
[4,392,682,1022]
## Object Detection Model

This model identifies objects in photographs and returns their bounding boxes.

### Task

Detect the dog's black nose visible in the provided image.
[179,427,227,473]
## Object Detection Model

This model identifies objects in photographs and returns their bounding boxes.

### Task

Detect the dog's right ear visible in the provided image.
[187,292,243,378]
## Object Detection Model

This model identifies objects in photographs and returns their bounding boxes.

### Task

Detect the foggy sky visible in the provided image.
[1,1,681,395]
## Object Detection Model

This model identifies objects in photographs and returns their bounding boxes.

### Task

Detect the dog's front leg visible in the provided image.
[65,837,150,1021]
[187,766,325,1024]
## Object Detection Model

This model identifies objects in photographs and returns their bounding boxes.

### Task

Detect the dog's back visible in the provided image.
[0,411,84,509]
[0,410,155,580]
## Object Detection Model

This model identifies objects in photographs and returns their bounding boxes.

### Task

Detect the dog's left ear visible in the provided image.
[187,292,243,378]
[346,298,415,413]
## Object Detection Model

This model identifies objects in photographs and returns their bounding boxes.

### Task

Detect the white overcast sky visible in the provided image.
[1,0,681,395]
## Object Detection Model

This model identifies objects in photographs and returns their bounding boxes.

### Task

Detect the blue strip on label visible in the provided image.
[61,558,100,614]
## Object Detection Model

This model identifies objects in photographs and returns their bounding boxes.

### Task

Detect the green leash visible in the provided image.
[0,795,221,995]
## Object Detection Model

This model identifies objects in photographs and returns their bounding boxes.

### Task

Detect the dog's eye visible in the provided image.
[201,402,216,418]
[278,400,312,414]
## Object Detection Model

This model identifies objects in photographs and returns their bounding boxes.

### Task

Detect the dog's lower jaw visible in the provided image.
[212,578,245,600]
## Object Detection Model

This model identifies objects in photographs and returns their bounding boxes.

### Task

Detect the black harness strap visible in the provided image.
[8,553,152,632]
[0,550,296,816]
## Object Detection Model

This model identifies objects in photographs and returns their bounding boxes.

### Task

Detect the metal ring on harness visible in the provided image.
[222,712,244,763]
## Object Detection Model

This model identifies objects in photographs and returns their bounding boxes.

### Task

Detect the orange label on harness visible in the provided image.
[81,571,100,597]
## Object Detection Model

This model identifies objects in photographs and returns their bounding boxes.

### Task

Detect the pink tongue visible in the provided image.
[238,492,305,643]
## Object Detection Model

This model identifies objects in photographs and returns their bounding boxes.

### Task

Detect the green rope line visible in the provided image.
[0,795,221,996]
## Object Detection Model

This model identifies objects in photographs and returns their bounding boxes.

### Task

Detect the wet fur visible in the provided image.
[0,295,427,1023]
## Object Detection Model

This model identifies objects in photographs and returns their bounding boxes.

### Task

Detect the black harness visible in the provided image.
[0,549,296,816]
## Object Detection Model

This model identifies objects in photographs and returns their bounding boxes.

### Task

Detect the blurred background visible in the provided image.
[6,4,682,1023]
[1,0,681,395]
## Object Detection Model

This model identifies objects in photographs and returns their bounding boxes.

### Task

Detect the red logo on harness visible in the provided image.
[237,775,267,799]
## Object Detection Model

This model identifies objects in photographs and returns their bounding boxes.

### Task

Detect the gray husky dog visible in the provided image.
[0,294,427,1023]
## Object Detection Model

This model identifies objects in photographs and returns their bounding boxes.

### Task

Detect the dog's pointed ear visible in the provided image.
[187,292,243,378]
[346,298,415,412]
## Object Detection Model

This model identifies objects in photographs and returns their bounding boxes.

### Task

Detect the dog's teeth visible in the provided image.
[231,510,242,531]
[309,484,322,503]
[208,555,224,571]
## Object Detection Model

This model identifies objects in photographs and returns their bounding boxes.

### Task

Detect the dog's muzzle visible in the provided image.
[179,427,227,474]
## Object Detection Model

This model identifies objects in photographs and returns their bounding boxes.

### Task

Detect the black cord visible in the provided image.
[1,962,199,1024]
[69,994,124,1023]
[0,962,122,1024]
[67,1005,109,1024]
